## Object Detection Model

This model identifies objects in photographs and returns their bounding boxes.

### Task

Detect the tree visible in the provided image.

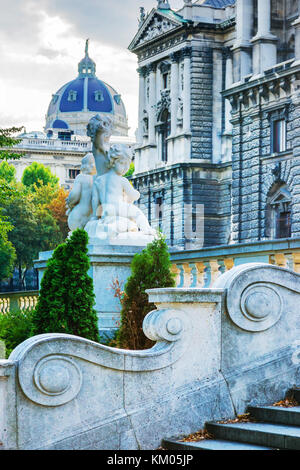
[1,186,63,288]
[0,161,16,183]
[47,187,69,240]
[0,126,24,161]
[22,162,59,190]
[31,229,99,342]
[116,233,175,350]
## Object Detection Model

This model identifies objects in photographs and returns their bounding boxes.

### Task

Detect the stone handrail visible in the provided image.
[0,291,39,314]
[0,262,299,450]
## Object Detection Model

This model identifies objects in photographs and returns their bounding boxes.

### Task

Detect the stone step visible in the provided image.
[248,406,300,426]
[205,421,300,450]
[162,438,274,451]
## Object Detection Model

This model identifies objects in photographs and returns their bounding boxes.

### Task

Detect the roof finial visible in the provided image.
[85,38,89,56]
[157,0,171,10]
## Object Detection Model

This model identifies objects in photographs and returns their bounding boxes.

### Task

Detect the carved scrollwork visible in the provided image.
[213,263,300,332]
[143,308,186,342]
[20,354,82,407]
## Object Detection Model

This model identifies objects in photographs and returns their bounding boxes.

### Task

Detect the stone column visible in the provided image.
[182,47,192,134]
[137,67,146,145]
[293,3,300,63]
[232,0,254,82]
[251,0,277,75]
[148,63,157,145]
[170,52,180,137]
[224,50,233,134]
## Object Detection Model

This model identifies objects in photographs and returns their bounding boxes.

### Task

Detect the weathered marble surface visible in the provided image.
[68,114,155,245]
[0,263,299,450]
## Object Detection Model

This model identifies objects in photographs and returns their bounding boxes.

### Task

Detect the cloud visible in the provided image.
[0,0,184,134]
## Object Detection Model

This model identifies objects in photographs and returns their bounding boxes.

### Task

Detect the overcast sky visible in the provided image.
[0,0,184,137]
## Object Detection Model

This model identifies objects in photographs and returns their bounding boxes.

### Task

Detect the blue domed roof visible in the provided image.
[45,40,127,134]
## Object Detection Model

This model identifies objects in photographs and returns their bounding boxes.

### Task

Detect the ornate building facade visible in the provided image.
[129,0,300,250]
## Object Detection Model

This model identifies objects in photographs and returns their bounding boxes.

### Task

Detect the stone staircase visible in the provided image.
[162,389,300,451]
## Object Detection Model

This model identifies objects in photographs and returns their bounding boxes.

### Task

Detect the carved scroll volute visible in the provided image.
[143,308,188,342]
[213,263,300,332]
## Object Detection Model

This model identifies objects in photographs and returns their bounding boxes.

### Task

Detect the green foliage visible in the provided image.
[0,126,24,161]
[31,229,100,342]
[116,233,175,350]
[0,236,15,281]
[1,184,64,287]
[0,308,34,358]
[124,162,135,179]
[22,162,59,190]
[0,161,16,183]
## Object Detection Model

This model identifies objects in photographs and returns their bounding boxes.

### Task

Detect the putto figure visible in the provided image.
[86,114,113,176]
[66,153,96,231]
[91,144,156,236]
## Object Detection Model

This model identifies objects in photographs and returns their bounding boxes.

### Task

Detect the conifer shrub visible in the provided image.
[31,229,99,342]
[116,233,175,350]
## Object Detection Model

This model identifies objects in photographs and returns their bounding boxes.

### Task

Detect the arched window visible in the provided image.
[159,109,171,163]
[266,184,292,239]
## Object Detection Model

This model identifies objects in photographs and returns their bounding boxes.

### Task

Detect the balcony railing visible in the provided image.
[170,238,300,288]
[15,138,91,152]
[0,291,39,314]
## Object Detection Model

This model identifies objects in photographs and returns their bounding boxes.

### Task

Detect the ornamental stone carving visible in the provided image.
[213,263,300,332]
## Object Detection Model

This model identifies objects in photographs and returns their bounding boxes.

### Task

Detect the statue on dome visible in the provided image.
[66,153,96,231]
[157,0,171,9]
[85,38,89,55]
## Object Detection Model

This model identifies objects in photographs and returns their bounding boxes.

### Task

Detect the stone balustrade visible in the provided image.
[0,291,39,314]
[170,237,300,288]
[0,262,299,450]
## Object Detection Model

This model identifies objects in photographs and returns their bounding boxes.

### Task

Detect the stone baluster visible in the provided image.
[148,63,157,145]
[224,258,235,271]
[209,260,221,285]
[274,253,287,268]
[182,47,192,134]
[137,67,147,145]
[232,0,254,83]
[171,264,181,287]
[195,262,206,288]
[292,252,300,273]
[251,0,277,75]
[182,263,193,288]
[170,52,180,137]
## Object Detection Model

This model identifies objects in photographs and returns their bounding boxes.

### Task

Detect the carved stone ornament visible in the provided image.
[139,15,178,46]
[213,263,300,332]
[155,90,171,118]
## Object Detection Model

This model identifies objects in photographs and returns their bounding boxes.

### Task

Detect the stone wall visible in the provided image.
[132,162,231,249]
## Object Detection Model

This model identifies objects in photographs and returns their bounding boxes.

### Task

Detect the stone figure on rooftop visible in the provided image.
[86,114,113,176]
[66,153,96,231]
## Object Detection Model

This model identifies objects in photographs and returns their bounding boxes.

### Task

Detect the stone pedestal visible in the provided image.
[34,243,150,342]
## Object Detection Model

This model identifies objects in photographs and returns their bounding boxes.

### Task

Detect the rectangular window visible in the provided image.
[69,169,80,180]
[272,119,286,153]
[276,211,291,239]
[163,73,169,90]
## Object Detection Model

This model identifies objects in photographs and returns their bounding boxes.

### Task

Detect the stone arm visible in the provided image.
[122,177,140,203]
[91,182,101,219]
[66,179,81,212]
